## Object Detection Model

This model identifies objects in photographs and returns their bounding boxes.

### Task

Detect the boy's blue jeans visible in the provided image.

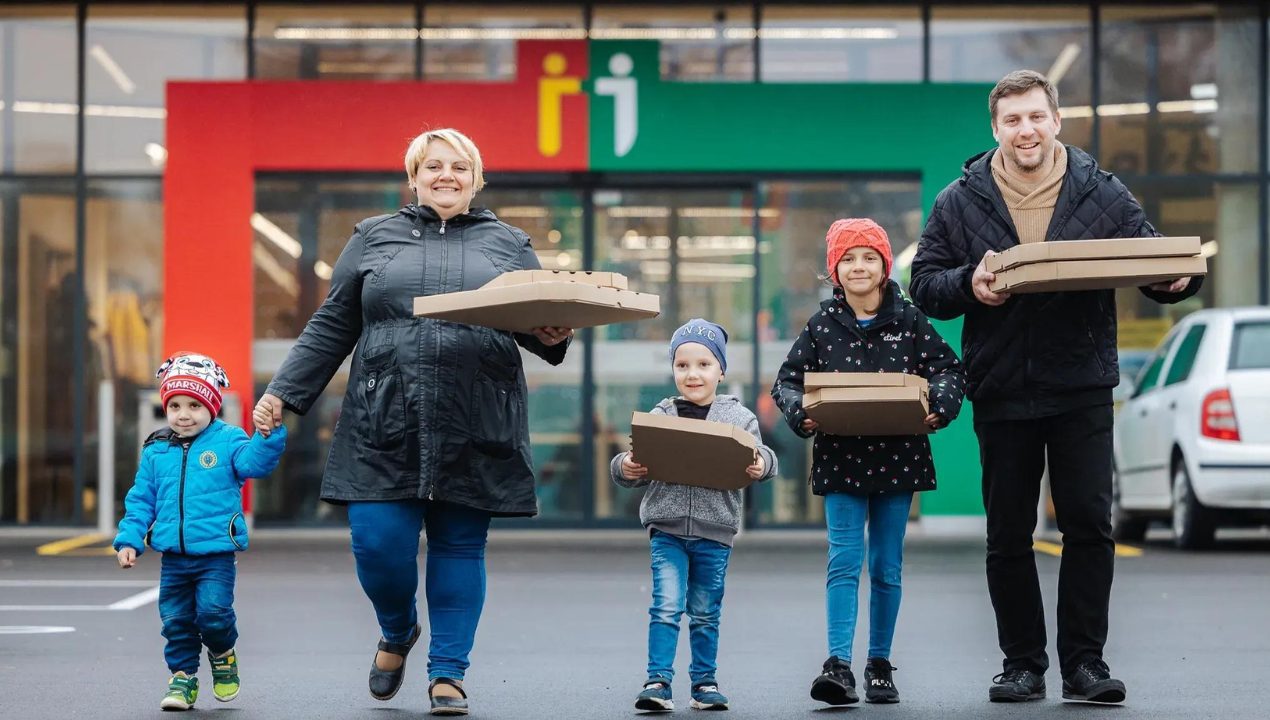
[825,492,913,664]
[646,530,732,686]
[159,552,238,675]
[347,500,491,682]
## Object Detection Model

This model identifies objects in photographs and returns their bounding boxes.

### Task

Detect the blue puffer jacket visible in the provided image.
[113,420,287,556]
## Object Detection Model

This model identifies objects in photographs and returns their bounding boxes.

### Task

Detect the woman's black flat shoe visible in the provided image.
[368,623,422,701]
[429,677,469,716]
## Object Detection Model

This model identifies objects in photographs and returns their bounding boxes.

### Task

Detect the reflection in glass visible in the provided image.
[931,6,1092,152]
[760,5,922,82]
[254,4,416,80]
[0,181,79,523]
[423,5,585,81]
[1100,6,1258,175]
[86,5,246,173]
[0,9,78,172]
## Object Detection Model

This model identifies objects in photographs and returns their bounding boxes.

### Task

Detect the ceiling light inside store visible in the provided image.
[497,206,551,218]
[1046,43,1081,86]
[735,27,899,41]
[274,27,419,41]
[548,230,562,244]
[591,27,719,41]
[639,261,756,282]
[90,45,136,95]
[678,208,780,218]
[556,252,573,267]
[10,101,166,119]
[1190,83,1218,99]
[250,213,302,259]
[314,260,334,280]
[144,143,167,167]
[1200,240,1218,258]
[420,28,587,41]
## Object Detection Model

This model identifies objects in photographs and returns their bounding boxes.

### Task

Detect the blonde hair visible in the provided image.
[404,128,486,192]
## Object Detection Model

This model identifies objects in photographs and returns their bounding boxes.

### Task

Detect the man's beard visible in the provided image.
[1009,140,1050,174]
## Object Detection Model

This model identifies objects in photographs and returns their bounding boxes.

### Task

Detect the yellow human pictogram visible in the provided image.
[538,52,582,157]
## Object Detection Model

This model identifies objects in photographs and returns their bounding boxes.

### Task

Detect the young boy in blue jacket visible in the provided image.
[114,352,287,711]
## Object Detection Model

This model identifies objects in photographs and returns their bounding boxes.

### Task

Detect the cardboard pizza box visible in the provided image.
[804,372,928,392]
[989,255,1208,294]
[482,270,629,290]
[629,411,757,491]
[985,236,1201,273]
[804,385,932,437]
[414,282,660,334]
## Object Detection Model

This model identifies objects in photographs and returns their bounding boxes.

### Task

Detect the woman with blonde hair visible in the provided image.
[253,128,572,716]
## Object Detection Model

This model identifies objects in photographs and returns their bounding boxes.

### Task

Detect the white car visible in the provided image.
[1112,307,1270,549]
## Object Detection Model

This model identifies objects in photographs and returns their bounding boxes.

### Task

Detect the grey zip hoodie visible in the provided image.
[610,394,778,546]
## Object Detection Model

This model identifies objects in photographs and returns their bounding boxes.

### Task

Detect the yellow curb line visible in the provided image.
[1033,540,1143,558]
[35,534,107,556]
[1114,544,1144,558]
[1034,540,1064,557]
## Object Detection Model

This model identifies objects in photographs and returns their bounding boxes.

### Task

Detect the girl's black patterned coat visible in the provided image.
[771,281,967,496]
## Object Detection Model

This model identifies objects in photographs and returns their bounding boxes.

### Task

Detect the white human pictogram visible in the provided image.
[595,53,638,158]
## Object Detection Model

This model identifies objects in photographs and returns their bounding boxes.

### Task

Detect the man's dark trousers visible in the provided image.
[975,403,1115,676]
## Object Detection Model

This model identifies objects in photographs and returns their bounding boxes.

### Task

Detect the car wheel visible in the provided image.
[1111,463,1148,542]
[1172,462,1215,550]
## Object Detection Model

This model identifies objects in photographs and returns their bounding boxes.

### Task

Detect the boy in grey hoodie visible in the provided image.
[612,318,778,712]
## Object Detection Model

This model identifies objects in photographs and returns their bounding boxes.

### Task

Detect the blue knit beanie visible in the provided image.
[669,318,728,374]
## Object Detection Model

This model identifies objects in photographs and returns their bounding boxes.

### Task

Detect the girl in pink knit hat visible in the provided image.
[772,218,966,707]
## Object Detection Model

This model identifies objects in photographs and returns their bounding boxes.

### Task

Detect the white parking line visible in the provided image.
[107,586,161,611]
[0,581,160,612]
[0,580,155,588]
[0,626,76,634]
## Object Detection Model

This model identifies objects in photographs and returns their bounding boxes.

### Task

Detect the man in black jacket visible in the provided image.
[910,70,1202,706]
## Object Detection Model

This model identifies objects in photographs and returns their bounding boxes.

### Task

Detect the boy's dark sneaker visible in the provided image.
[810,656,859,706]
[1062,659,1126,704]
[636,680,674,712]
[864,657,900,704]
[690,682,729,711]
[989,668,1046,702]
[160,672,199,711]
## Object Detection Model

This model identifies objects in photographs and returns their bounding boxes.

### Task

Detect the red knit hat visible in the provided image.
[156,352,230,417]
[826,218,893,286]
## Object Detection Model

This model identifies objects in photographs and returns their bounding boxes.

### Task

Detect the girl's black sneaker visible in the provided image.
[810,656,859,706]
[864,657,900,704]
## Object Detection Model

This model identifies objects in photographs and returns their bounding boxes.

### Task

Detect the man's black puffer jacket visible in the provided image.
[909,145,1202,422]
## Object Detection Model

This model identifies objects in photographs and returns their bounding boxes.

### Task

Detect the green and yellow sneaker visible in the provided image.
[160,672,199,711]
[209,648,240,702]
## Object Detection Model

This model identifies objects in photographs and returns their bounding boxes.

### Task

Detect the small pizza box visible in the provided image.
[414,281,660,334]
[482,270,629,290]
[804,372,928,392]
[989,255,1208,294]
[985,237,1201,273]
[804,372,932,437]
[630,411,757,491]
